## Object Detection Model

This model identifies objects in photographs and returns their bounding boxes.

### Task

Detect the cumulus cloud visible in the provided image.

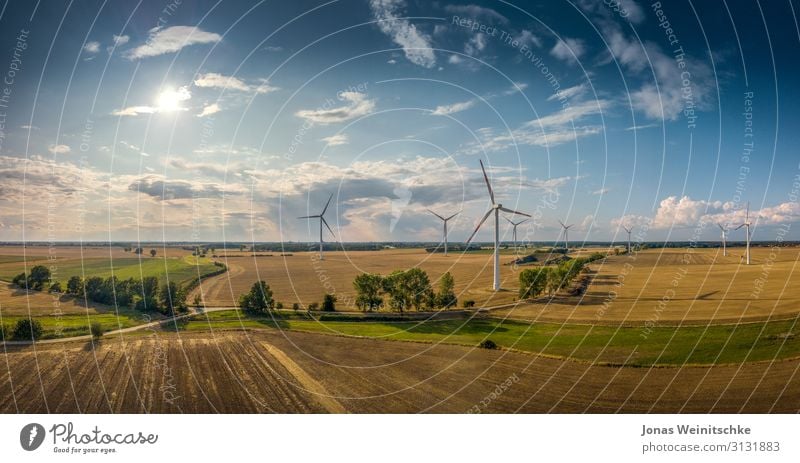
[465,32,487,56]
[48,144,71,155]
[515,30,541,48]
[198,103,221,117]
[128,175,223,200]
[550,37,586,63]
[431,100,475,116]
[193,73,278,94]
[126,26,221,59]
[295,92,376,124]
[83,41,101,53]
[369,0,436,68]
[322,134,349,147]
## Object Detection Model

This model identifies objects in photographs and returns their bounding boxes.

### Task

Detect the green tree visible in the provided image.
[11,272,27,288]
[49,281,63,293]
[159,281,187,315]
[322,293,337,312]
[353,273,384,311]
[13,319,43,341]
[435,272,457,308]
[382,268,433,312]
[545,267,565,297]
[90,322,104,339]
[135,276,160,312]
[238,281,274,314]
[519,268,549,299]
[27,265,51,290]
[149,249,157,257]
[66,276,84,296]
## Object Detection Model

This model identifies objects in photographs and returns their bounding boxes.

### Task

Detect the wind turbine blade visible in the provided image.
[734,223,745,230]
[717,223,724,231]
[445,212,460,221]
[298,215,320,219]
[504,217,515,225]
[623,226,631,233]
[466,209,493,244]
[427,209,445,221]
[498,206,531,217]
[558,219,565,228]
[321,217,335,238]
[566,224,574,229]
[746,202,750,222]
[321,193,333,216]
[479,160,495,204]
[517,218,529,226]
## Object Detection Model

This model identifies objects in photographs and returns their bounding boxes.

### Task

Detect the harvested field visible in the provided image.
[1,330,797,413]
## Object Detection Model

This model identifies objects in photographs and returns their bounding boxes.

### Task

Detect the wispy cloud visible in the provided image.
[443,4,508,23]
[369,0,436,68]
[431,100,475,116]
[83,41,100,53]
[322,134,349,147]
[126,26,221,59]
[48,144,71,155]
[198,103,221,118]
[295,92,376,124]
[194,73,278,94]
[550,37,586,63]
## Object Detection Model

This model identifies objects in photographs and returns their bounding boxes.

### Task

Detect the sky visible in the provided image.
[0,0,799,244]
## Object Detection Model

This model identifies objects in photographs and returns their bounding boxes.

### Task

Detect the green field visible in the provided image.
[0,255,218,287]
[0,308,155,340]
[180,310,800,366]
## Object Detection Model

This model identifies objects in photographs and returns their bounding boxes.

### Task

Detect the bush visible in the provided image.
[27,265,51,291]
[322,294,337,312]
[13,319,44,341]
[308,302,320,310]
[292,303,300,311]
[275,302,284,310]
[462,299,475,308]
[11,272,27,288]
[0,324,9,341]
[49,281,63,293]
[479,339,497,349]
[90,322,104,339]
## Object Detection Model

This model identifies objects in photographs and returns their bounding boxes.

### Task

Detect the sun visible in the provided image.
[155,86,191,112]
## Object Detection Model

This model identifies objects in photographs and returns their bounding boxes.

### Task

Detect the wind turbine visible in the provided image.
[734,202,752,265]
[622,226,633,254]
[717,223,728,256]
[558,220,574,253]
[298,193,335,261]
[505,217,528,253]
[467,160,531,291]
[428,209,459,255]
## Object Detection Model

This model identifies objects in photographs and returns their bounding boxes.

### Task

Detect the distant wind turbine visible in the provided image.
[717,223,728,256]
[622,226,633,253]
[467,160,531,290]
[505,217,528,254]
[428,209,459,255]
[558,220,574,253]
[734,202,752,265]
[298,193,335,261]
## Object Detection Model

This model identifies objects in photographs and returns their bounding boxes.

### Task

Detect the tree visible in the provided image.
[519,268,548,299]
[462,299,475,308]
[292,302,300,311]
[90,322,104,339]
[159,281,187,316]
[13,319,43,341]
[27,265,51,291]
[545,267,564,297]
[322,294,337,312]
[238,281,274,314]
[135,276,159,312]
[11,272,27,288]
[435,272,457,308]
[382,268,433,313]
[134,247,143,255]
[84,277,104,302]
[49,281,63,293]
[66,276,84,296]
[353,273,383,311]
[150,249,157,257]
[193,294,202,308]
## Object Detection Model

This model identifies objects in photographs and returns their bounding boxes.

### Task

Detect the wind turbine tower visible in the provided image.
[735,202,752,265]
[558,220,574,254]
[505,217,529,253]
[467,160,531,291]
[298,193,335,260]
[428,209,459,255]
[623,226,633,254]
[717,223,728,257]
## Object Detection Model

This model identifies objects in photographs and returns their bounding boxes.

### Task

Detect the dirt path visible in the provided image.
[260,341,347,413]
[187,259,244,306]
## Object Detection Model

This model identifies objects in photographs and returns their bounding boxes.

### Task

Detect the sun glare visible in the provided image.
[155,86,191,112]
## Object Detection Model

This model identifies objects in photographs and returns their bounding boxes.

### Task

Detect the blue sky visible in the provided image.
[0,0,798,243]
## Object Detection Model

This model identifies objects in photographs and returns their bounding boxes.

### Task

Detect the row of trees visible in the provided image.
[11,264,187,316]
[353,269,457,312]
[238,280,338,313]
[518,253,605,299]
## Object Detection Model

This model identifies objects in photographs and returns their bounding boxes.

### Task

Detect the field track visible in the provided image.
[1,330,797,413]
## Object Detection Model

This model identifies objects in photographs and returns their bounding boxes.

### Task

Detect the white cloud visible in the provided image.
[387,59,397,64]
[502,82,528,96]
[592,187,610,195]
[198,103,221,117]
[295,92,376,124]
[126,26,221,59]
[547,83,587,102]
[431,100,475,116]
[48,144,71,155]
[515,30,541,48]
[465,32,487,56]
[369,0,436,68]
[193,73,277,94]
[443,5,508,23]
[112,34,130,46]
[322,134,349,147]
[550,38,586,62]
[448,54,463,64]
[83,41,101,53]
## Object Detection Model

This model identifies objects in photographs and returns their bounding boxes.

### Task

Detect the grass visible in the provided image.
[1,307,156,340]
[0,255,218,287]
[180,310,800,366]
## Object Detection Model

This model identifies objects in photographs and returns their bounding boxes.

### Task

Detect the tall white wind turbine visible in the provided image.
[717,223,728,257]
[428,209,459,255]
[466,160,531,291]
[505,217,528,253]
[734,202,752,265]
[558,220,574,253]
[623,226,633,254]
[298,193,335,261]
